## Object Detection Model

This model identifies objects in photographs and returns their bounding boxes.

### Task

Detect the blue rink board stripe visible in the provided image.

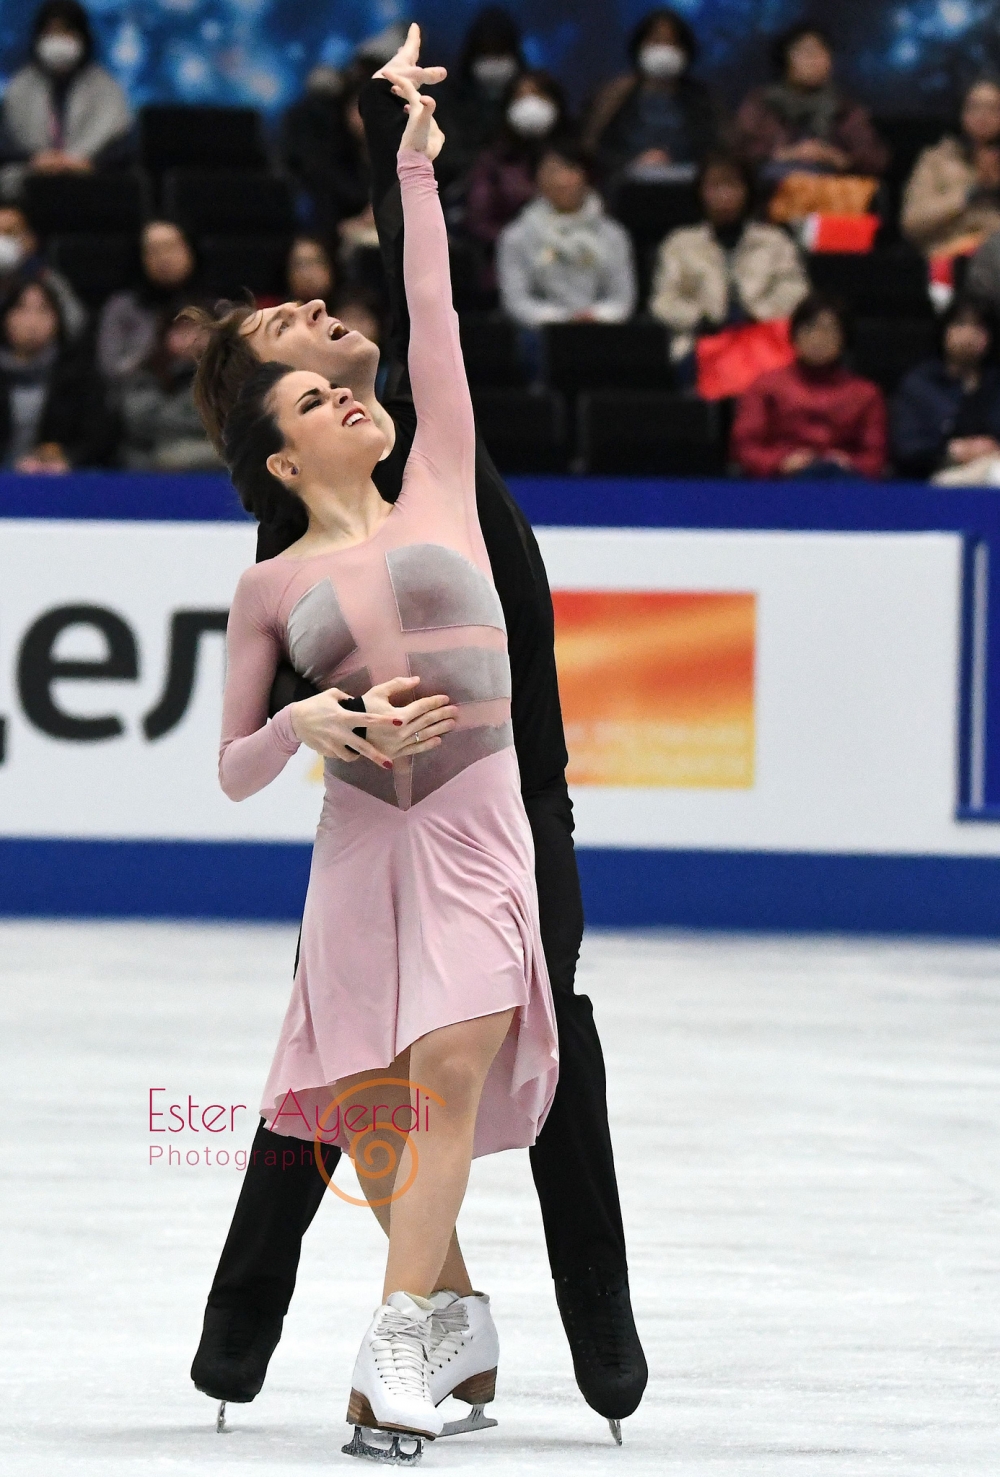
[0,839,998,936]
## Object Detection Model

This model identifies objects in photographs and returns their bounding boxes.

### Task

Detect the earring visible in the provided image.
[291,468,299,476]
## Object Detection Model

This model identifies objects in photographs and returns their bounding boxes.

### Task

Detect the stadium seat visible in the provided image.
[542,322,673,397]
[162,170,296,237]
[612,181,701,247]
[198,235,293,300]
[578,390,727,475]
[807,247,932,317]
[23,172,149,235]
[139,106,268,173]
[459,318,528,387]
[851,317,938,394]
[471,387,567,473]
[47,233,141,307]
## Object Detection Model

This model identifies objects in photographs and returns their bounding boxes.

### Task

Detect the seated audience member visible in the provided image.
[735,26,888,188]
[731,292,887,479]
[465,71,570,257]
[118,313,220,471]
[281,63,371,235]
[0,275,113,471]
[650,153,809,364]
[891,300,1000,480]
[97,220,197,383]
[582,8,717,184]
[0,203,85,338]
[497,140,637,327]
[0,1,132,197]
[286,235,337,308]
[436,7,525,183]
[902,80,1000,258]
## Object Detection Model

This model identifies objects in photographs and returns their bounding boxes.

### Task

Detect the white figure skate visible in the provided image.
[342,1291,443,1465]
[428,1290,499,1438]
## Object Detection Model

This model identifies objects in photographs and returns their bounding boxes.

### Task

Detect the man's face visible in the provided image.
[242,299,380,391]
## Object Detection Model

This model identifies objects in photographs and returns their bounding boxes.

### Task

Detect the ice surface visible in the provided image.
[1,922,998,1474]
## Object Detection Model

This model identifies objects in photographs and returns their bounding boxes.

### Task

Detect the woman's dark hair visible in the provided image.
[459,6,525,76]
[222,359,308,539]
[628,8,698,67]
[790,290,848,341]
[772,22,834,78]
[31,0,94,65]
[0,272,66,347]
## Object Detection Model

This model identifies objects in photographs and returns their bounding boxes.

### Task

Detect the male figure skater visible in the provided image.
[189,26,647,1438]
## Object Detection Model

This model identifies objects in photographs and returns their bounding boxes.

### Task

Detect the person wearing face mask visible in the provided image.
[0,0,133,198]
[0,203,86,340]
[582,9,719,186]
[434,7,525,184]
[464,71,570,284]
[735,25,887,188]
[97,219,199,383]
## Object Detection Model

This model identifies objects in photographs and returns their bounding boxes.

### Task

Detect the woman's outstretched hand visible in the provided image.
[385,70,444,161]
[364,676,458,760]
[373,22,447,91]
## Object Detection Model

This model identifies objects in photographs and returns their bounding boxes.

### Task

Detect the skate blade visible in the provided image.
[609,1418,623,1446]
[342,1425,424,1465]
[216,1401,226,1434]
[439,1403,499,1437]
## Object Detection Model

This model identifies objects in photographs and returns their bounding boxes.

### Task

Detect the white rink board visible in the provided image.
[1,518,997,856]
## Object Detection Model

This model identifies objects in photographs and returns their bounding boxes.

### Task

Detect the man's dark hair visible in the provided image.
[628,8,698,67]
[222,359,308,540]
[771,23,835,78]
[182,299,262,455]
[790,290,848,341]
[31,0,94,65]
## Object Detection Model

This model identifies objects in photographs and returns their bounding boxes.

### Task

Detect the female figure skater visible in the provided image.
[217,73,558,1456]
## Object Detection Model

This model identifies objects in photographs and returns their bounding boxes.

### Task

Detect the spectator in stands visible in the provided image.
[735,26,888,187]
[117,312,221,471]
[286,235,336,308]
[891,300,1000,480]
[901,80,1000,258]
[582,9,717,185]
[436,7,525,183]
[649,153,809,366]
[0,203,85,339]
[497,138,637,327]
[464,71,571,261]
[0,274,113,471]
[281,64,371,236]
[732,292,887,478]
[0,1,133,199]
[97,220,197,383]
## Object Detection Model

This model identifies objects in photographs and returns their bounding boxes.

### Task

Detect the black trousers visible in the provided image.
[207,775,627,1315]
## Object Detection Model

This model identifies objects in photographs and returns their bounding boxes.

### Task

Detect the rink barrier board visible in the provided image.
[1,838,999,936]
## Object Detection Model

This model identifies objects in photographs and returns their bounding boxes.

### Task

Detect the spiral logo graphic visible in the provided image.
[313,1076,444,1207]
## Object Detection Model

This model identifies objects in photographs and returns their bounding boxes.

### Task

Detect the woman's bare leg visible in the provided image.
[382,1009,515,1301]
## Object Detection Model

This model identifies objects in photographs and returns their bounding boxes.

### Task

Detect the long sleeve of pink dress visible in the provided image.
[218,149,558,1158]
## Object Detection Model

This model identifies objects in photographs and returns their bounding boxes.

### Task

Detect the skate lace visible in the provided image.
[428,1302,470,1372]
[371,1309,432,1399]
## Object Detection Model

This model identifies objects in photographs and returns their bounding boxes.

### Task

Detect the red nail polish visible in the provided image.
[383,761,392,769]
[393,719,403,725]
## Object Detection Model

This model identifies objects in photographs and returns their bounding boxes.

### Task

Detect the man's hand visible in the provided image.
[373,22,447,90]
[364,676,458,759]
[386,71,444,161]
[289,688,400,768]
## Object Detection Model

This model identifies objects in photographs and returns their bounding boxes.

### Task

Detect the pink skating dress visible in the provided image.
[218,150,558,1157]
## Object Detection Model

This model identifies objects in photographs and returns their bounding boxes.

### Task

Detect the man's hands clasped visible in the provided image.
[290,677,458,769]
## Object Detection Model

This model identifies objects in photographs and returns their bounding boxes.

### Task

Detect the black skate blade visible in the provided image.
[342,1425,424,1465]
[439,1403,498,1437]
[609,1418,623,1445]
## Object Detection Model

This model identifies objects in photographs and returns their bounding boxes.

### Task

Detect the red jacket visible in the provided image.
[732,361,888,478]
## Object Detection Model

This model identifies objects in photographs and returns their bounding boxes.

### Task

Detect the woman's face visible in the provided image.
[288,240,333,304]
[701,165,748,225]
[945,314,990,364]
[266,370,386,494]
[962,83,1000,147]
[785,33,833,89]
[142,223,195,289]
[794,310,843,367]
[5,283,59,356]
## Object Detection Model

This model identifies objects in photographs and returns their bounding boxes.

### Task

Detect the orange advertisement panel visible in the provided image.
[552,591,756,788]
